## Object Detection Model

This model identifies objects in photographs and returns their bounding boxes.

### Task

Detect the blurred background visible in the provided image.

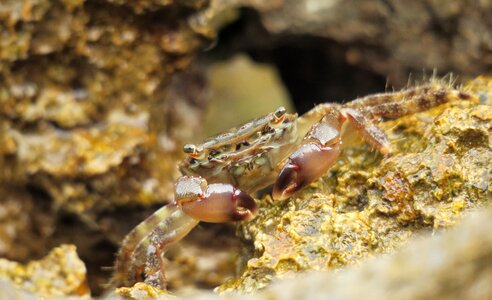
[0,0,491,297]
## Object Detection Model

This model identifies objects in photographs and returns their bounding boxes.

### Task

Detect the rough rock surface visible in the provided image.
[1,0,492,298]
[218,78,492,292]
[183,204,492,300]
[108,78,492,299]
[227,0,492,85]
[0,245,89,298]
[0,0,212,213]
[0,0,213,293]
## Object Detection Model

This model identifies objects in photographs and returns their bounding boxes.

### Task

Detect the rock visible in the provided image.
[184,203,492,300]
[222,0,492,85]
[0,0,213,293]
[0,244,89,298]
[219,77,492,292]
[108,78,492,299]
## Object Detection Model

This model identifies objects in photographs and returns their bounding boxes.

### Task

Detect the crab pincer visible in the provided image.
[176,176,258,222]
[272,110,344,201]
[113,176,257,289]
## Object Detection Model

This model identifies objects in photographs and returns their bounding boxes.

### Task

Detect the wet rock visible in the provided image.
[112,282,174,300]
[184,203,492,300]
[0,0,212,210]
[218,78,492,292]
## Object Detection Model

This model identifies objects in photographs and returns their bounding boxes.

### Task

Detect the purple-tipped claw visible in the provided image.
[179,181,258,223]
[272,142,340,201]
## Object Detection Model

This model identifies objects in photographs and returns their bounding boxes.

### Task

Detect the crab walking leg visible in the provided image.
[112,203,199,288]
[342,108,392,155]
[273,108,343,201]
[130,204,199,289]
[294,103,343,138]
[344,85,439,109]
[272,85,471,201]
[339,86,469,155]
[113,176,258,289]
[347,84,468,118]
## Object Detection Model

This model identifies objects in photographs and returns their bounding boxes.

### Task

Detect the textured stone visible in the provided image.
[107,79,492,299]
[182,204,492,300]
[0,0,214,294]
[219,78,492,292]
[233,0,492,84]
[0,245,89,298]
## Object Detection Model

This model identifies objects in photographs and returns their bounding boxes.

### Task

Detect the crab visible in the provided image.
[113,83,470,290]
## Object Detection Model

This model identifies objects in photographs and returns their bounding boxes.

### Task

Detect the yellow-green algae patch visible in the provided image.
[0,244,89,298]
[218,78,492,292]
[115,282,174,300]
[0,0,214,215]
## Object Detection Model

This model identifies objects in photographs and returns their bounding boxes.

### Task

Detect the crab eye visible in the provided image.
[274,106,286,122]
[183,144,197,154]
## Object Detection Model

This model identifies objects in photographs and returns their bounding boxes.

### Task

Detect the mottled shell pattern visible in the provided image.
[179,107,299,193]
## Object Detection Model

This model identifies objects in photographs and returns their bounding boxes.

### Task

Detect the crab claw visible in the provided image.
[176,177,258,223]
[272,142,340,201]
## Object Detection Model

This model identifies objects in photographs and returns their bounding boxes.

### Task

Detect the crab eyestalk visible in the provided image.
[176,176,258,223]
[273,106,287,122]
[183,143,198,154]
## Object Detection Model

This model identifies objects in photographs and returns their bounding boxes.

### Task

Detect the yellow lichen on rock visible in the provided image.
[12,123,151,178]
[180,205,492,300]
[0,244,89,297]
[220,78,492,292]
[463,76,492,105]
[114,282,175,300]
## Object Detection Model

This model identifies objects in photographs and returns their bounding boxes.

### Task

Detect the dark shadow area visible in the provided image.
[205,7,388,114]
